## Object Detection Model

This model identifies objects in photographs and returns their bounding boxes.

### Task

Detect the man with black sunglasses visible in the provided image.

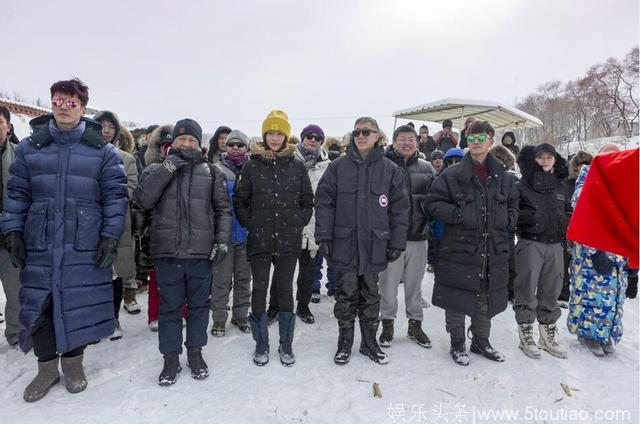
[426,121,518,366]
[315,117,409,365]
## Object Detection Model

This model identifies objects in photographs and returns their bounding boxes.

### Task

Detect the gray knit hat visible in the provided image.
[225,129,249,147]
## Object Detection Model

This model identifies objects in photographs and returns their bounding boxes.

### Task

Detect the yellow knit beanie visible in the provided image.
[261,110,291,141]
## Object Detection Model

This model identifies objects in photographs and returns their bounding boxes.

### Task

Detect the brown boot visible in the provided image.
[123,288,142,314]
[61,354,88,393]
[23,357,60,402]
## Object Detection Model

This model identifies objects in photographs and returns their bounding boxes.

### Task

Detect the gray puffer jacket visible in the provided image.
[134,148,232,259]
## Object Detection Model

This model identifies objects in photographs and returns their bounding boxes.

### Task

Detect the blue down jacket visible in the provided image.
[0,115,128,353]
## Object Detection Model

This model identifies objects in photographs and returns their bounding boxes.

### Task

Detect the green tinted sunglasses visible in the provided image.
[466,134,490,143]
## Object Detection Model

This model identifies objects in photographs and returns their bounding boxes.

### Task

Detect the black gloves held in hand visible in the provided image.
[95,237,119,269]
[386,248,403,263]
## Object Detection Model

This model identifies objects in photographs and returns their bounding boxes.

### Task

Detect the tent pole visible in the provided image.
[393,117,397,132]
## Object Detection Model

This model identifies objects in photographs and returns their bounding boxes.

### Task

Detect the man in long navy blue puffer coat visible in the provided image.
[0,78,128,402]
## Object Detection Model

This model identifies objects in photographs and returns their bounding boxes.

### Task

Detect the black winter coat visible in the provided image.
[515,145,571,244]
[418,137,437,158]
[315,144,409,275]
[134,148,232,259]
[233,143,314,259]
[426,153,519,318]
[385,149,435,241]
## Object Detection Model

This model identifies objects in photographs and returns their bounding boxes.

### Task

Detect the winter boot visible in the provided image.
[277,312,296,367]
[123,288,141,314]
[148,320,159,332]
[407,319,432,348]
[517,323,541,359]
[60,354,88,393]
[578,336,605,357]
[248,312,269,366]
[538,323,567,359]
[267,306,279,326]
[311,290,321,304]
[231,317,251,333]
[109,320,123,341]
[359,320,389,364]
[334,322,354,365]
[601,339,616,355]
[470,337,505,362]
[211,322,226,337]
[295,303,315,324]
[186,348,209,380]
[378,319,394,348]
[449,327,469,366]
[158,354,182,386]
[23,357,60,402]
[626,269,638,299]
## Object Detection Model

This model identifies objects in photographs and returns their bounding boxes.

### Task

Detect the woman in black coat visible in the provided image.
[234,110,314,367]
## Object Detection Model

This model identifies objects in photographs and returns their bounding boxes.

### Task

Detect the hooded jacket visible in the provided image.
[515,145,571,244]
[501,132,520,157]
[233,142,314,258]
[295,145,330,251]
[207,126,231,163]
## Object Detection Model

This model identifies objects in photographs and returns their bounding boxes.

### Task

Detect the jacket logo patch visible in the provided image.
[379,194,388,208]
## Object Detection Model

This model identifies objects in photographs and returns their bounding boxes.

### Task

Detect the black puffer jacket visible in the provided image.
[426,153,519,318]
[515,145,571,244]
[134,148,232,258]
[315,144,409,275]
[385,148,435,241]
[233,142,314,258]
[418,137,437,158]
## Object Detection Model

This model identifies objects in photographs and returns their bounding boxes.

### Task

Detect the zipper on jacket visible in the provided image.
[176,170,182,252]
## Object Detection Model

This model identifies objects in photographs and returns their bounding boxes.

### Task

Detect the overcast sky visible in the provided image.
[2,0,638,138]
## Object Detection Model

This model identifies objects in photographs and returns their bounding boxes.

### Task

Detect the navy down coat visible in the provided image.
[0,115,128,353]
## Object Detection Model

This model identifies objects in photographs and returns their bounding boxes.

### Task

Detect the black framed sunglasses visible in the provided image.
[304,133,323,142]
[352,129,378,138]
[226,141,246,148]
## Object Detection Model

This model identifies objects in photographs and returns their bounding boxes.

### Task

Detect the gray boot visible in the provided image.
[61,354,87,393]
[23,357,61,402]
[277,312,296,367]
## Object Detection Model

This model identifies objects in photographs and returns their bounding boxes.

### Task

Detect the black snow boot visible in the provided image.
[295,303,315,324]
[158,354,182,386]
[470,337,505,362]
[267,305,279,326]
[186,348,209,380]
[334,322,354,365]
[379,319,394,348]
[626,267,638,299]
[278,312,296,367]
[449,327,469,366]
[248,312,269,366]
[359,319,389,364]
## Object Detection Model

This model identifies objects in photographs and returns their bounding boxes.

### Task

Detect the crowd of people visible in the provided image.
[0,78,637,402]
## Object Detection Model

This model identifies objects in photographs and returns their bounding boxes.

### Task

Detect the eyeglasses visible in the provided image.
[396,137,417,143]
[445,157,462,164]
[352,129,378,138]
[51,97,80,109]
[226,141,246,148]
[304,134,323,142]
[466,134,490,143]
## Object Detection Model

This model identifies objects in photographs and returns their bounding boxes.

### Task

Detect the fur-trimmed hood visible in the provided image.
[250,139,296,161]
[144,124,174,165]
[489,144,516,171]
[322,136,345,153]
[569,150,593,180]
[517,145,569,187]
[118,126,135,154]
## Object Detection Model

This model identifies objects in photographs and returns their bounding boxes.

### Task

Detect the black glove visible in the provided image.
[162,152,190,175]
[318,242,332,258]
[5,232,26,269]
[386,248,403,262]
[210,243,229,265]
[591,250,614,275]
[95,237,119,269]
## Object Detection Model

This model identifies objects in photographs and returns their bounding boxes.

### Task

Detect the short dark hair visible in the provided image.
[50,78,89,106]
[0,106,10,123]
[393,125,417,141]
[419,125,429,132]
[468,120,494,135]
[442,119,453,129]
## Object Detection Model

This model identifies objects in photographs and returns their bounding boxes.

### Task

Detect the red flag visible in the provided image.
[567,148,639,268]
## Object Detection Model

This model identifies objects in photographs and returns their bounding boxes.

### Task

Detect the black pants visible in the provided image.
[32,297,86,362]
[269,249,315,309]
[251,254,297,316]
[155,258,212,355]
[427,236,439,266]
[112,277,123,320]
[334,272,380,326]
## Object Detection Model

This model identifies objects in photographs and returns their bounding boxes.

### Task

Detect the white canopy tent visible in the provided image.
[392,98,544,131]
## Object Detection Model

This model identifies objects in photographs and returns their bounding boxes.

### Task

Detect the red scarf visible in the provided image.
[567,148,639,267]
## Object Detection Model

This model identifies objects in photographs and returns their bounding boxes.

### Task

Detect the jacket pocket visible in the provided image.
[370,228,390,265]
[25,202,48,251]
[332,226,354,264]
[74,204,103,251]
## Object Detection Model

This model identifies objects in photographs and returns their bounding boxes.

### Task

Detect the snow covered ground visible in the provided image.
[0,270,637,424]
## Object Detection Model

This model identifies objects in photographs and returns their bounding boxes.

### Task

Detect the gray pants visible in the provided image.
[445,294,491,338]
[0,248,20,345]
[211,243,252,323]
[513,239,563,325]
[379,240,426,321]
